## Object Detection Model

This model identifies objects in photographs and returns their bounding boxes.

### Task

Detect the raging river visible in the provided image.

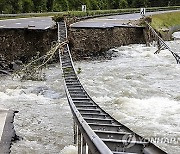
[0,38,180,154]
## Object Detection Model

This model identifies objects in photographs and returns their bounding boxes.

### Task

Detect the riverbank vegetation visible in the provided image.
[0,0,179,14]
[150,11,180,30]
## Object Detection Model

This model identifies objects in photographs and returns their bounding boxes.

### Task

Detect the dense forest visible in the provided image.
[0,0,179,14]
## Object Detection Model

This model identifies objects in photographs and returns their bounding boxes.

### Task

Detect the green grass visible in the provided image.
[150,11,180,30]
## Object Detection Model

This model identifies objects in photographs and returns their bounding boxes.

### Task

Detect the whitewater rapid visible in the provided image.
[0,40,179,153]
[0,66,75,154]
[76,41,180,153]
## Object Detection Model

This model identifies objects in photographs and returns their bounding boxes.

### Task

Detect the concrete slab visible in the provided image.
[0,109,16,154]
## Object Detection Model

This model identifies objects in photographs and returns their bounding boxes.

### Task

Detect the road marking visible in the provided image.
[44,26,50,29]
[15,23,21,24]
[29,21,35,23]
[0,25,5,28]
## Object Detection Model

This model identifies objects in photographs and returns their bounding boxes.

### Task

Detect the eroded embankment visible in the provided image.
[0,23,146,67]
[68,26,145,60]
[0,28,57,62]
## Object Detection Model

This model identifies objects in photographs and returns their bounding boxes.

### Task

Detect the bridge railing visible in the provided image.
[145,21,180,64]
[64,76,113,154]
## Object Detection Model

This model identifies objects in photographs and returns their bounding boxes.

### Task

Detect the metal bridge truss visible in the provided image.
[145,22,180,64]
[58,21,168,154]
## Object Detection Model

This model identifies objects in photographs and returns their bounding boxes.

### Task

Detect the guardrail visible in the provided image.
[145,21,180,64]
[57,21,168,154]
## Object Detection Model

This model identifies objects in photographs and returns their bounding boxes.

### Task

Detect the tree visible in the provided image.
[32,0,47,12]
[4,0,22,13]
[148,0,169,7]
[0,0,6,13]
[21,0,33,13]
[111,0,121,9]
[132,0,148,8]
[168,0,180,6]
[119,0,128,9]
[88,0,99,10]
[46,0,54,11]
[53,0,69,11]
[1,0,179,14]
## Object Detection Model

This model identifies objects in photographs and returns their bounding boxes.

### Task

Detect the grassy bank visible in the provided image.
[150,11,180,30]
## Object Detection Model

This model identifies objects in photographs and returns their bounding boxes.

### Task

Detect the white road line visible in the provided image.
[15,23,21,24]
[44,26,51,29]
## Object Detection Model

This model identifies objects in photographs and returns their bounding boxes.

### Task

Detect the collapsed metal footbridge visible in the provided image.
[58,21,167,154]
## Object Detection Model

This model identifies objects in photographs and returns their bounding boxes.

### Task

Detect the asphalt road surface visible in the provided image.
[0,16,55,30]
[71,13,143,28]
[71,10,180,28]
[0,10,179,29]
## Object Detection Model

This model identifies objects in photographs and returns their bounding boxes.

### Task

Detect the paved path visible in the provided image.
[71,10,180,28]
[0,17,55,30]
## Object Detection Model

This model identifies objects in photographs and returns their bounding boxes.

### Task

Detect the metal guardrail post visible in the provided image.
[73,118,78,144]
[88,148,92,154]
[82,137,87,154]
[78,128,82,154]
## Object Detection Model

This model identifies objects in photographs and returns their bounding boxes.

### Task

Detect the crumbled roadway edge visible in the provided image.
[0,110,18,154]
